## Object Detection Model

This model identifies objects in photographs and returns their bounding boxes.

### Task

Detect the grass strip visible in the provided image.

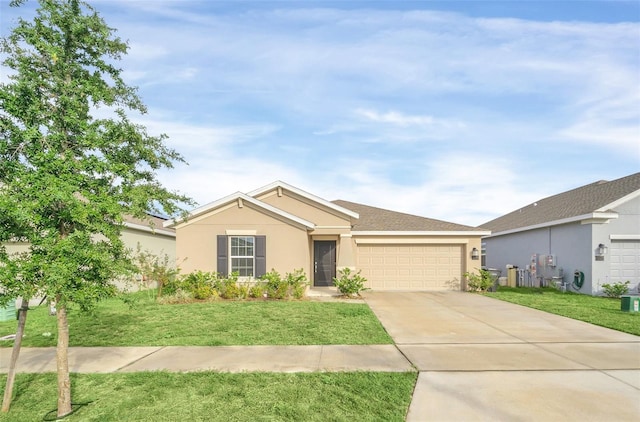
[0,371,417,421]
[0,293,392,347]
[486,287,640,336]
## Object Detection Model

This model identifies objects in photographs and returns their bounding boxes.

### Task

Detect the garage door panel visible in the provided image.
[357,244,463,291]
[610,240,639,292]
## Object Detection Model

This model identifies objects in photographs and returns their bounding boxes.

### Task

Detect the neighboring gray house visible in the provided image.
[481,172,640,295]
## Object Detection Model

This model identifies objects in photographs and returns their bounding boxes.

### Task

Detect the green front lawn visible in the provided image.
[486,287,640,336]
[0,293,392,347]
[0,371,417,421]
[0,294,409,420]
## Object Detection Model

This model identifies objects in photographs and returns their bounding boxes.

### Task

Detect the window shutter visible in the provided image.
[217,235,228,276]
[255,235,266,277]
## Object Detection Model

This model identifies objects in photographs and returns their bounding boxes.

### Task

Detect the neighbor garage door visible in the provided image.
[610,240,640,292]
[356,244,463,290]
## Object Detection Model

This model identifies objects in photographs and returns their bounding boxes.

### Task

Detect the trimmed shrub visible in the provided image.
[286,268,308,299]
[174,271,220,300]
[219,276,241,299]
[333,268,368,297]
[163,269,308,302]
[464,269,494,292]
[601,280,630,298]
[260,269,308,299]
[248,282,266,299]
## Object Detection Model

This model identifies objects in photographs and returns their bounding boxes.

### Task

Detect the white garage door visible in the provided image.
[356,244,463,290]
[610,240,640,293]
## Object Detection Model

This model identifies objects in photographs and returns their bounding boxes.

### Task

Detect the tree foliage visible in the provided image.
[0,0,191,416]
[0,0,190,309]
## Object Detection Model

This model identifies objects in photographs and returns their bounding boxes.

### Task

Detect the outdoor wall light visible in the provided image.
[471,247,480,260]
[597,243,608,256]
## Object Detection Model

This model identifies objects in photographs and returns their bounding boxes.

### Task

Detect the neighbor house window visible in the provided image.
[230,236,255,277]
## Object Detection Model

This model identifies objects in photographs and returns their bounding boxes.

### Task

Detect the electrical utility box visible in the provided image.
[621,295,640,312]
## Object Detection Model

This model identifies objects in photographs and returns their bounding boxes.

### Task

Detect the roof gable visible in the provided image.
[481,172,640,234]
[332,200,485,233]
[164,192,315,229]
[249,181,359,220]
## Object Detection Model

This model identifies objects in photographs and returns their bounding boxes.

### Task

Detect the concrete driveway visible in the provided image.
[363,291,640,421]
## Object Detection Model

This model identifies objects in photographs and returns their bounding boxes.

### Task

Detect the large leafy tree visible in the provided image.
[0,0,190,417]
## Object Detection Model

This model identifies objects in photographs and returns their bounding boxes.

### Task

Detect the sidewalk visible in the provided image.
[0,345,414,374]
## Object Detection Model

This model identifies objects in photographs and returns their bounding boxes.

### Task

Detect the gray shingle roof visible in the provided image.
[332,200,480,232]
[124,214,175,233]
[480,172,640,233]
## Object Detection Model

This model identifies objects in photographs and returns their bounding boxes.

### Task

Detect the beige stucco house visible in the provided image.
[165,181,489,291]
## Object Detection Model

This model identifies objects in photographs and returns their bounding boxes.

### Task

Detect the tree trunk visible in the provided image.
[56,302,72,417]
[1,298,29,413]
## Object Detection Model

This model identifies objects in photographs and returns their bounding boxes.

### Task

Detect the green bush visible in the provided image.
[218,275,241,299]
[174,271,217,299]
[261,270,285,299]
[286,268,308,299]
[260,269,308,299]
[164,269,308,302]
[601,280,630,298]
[464,269,494,292]
[248,282,266,299]
[237,284,249,299]
[292,283,306,299]
[333,268,368,297]
[193,284,216,300]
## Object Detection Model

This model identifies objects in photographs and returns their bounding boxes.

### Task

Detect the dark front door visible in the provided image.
[314,241,336,286]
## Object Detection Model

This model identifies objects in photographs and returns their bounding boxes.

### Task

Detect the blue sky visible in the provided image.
[1,0,639,226]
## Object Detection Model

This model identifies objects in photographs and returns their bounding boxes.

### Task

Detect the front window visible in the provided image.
[230,236,255,277]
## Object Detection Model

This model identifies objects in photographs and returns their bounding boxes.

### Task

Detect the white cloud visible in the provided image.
[355,108,466,129]
[2,2,637,225]
[356,109,434,126]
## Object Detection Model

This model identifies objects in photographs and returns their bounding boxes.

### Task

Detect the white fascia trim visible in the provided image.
[248,180,360,219]
[124,222,176,237]
[485,212,619,238]
[163,191,244,227]
[164,192,315,230]
[355,238,469,245]
[610,234,640,240]
[596,189,640,212]
[352,230,491,236]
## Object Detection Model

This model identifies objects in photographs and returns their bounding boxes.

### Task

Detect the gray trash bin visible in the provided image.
[484,268,502,292]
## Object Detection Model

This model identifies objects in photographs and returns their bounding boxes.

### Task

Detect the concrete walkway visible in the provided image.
[363,291,640,421]
[0,344,412,374]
